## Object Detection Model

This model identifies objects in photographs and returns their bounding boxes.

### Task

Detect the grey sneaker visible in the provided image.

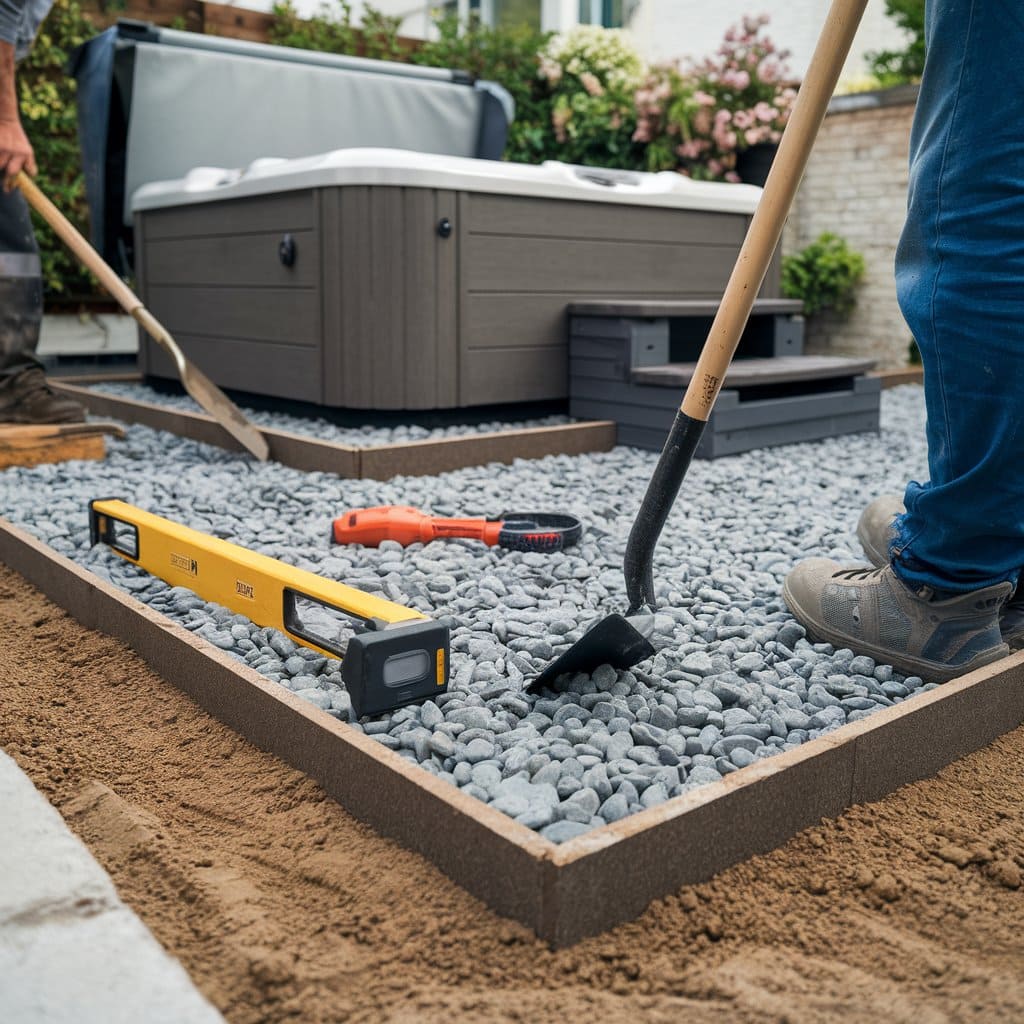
[856,494,1024,649]
[783,558,1011,683]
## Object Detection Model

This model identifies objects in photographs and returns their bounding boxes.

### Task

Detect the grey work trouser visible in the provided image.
[0,186,44,382]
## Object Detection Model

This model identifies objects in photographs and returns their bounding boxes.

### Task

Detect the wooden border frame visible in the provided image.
[3,519,1022,947]
[51,382,617,480]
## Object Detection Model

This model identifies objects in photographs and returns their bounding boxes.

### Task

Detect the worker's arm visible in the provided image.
[0,36,37,182]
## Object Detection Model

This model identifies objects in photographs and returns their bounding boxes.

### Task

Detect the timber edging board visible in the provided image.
[3,518,1023,946]
[50,382,617,480]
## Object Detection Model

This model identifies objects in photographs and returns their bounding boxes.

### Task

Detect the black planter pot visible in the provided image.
[735,142,778,187]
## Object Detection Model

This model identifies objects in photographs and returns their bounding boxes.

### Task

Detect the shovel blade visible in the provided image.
[183,363,271,462]
[528,613,656,693]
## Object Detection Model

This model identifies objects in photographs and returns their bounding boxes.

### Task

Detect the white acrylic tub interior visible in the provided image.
[132,147,763,216]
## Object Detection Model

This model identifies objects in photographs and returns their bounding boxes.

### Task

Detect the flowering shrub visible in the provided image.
[633,15,797,182]
[537,25,645,167]
[633,64,698,172]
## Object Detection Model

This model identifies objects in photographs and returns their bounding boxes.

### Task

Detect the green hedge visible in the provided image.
[17,0,97,304]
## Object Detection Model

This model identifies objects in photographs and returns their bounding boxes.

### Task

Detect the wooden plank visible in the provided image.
[320,189,343,407]
[570,297,804,318]
[144,231,319,288]
[870,367,925,388]
[435,190,459,409]
[370,188,404,410]
[46,383,614,478]
[463,236,739,293]
[358,421,617,480]
[632,355,877,388]
[339,187,373,406]
[401,188,436,409]
[465,193,747,246]
[48,383,361,476]
[140,192,316,242]
[145,287,319,347]
[0,431,105,468]
[200,2,277,42]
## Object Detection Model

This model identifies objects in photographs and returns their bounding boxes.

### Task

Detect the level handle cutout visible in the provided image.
[90,507,140,560]
[282,588,374,658]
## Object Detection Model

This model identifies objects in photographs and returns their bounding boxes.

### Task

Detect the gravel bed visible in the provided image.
[0,385,934,842]
[88,381,571,446]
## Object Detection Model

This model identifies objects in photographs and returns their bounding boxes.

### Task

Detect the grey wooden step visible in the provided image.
[631,354,877,389]
[568,298,804,318]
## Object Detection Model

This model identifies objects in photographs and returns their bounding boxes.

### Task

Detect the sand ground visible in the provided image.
[2,562,1022,1023]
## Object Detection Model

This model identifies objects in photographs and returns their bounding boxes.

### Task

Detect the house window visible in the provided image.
[445,0,540,29]
[484,0,542,30]
[578,0,623,28]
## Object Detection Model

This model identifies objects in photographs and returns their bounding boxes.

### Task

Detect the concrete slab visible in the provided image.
[0,750,223,1024]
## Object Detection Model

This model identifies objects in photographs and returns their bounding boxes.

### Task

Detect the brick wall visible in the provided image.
[782,85,918,369]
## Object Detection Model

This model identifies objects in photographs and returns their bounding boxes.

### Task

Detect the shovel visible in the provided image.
[529,0,870,693]
[14,172,270,462]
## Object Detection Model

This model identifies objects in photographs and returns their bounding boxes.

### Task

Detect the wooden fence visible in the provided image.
[81,0,421,51]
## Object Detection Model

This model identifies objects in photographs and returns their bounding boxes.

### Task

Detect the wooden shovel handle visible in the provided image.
[14,171,142,315]
[680,0,870,422]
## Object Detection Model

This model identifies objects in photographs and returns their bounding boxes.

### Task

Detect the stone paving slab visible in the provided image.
[0,750,223,1024]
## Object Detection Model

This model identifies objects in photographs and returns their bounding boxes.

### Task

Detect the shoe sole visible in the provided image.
[782,578,1010,685]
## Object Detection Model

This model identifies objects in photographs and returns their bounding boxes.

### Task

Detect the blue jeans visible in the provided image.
[892,0,1024,594]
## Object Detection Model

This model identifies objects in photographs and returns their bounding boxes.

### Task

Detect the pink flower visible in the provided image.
[722,68,750,90]
[692,108,712,135]
[538,55,562,84]
[677,139,703,159]
[713,129,738,151]
[732,109,753,129]
[694,90,715,106]
[754,101,778,123]
[725,170,741,183]
[552,106,571,143]
[714,108,732,125]
[579,71,604,97]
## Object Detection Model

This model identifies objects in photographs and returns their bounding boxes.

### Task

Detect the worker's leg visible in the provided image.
[0,187,85,423]
[891,0,1024,593]
[782,0,1022,681]
[0,186,45,380]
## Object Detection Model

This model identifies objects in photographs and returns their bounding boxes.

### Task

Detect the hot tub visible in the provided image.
[132,148,770,410]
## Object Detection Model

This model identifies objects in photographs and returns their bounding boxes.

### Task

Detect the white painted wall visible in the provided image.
[248,0,575,38]
[627,0,908,81]
[237,0,908,81]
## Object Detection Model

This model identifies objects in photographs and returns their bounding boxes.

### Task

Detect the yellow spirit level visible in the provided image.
[89,499,449,717]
